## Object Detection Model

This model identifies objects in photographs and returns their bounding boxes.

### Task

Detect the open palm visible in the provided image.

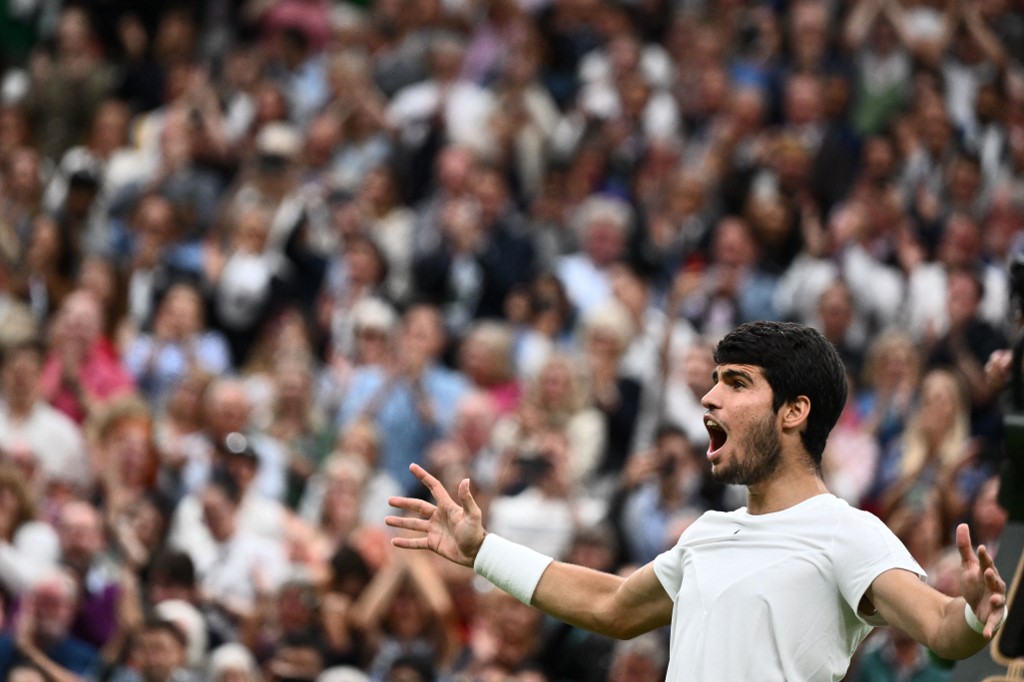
[386,463,486,568]
[956,523,1008,639]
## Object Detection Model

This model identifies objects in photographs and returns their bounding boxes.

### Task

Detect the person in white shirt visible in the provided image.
[386,321,1009,681]
[194,473,288,620]
[0,341,90,490]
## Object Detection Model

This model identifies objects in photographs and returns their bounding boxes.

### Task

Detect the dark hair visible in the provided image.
[713,321,846,463]
[389,653,436,682]
[0,337,46,367]
[654,422,688,444]
[142,618,189,649]
[329,544,372,596]
[148,549,197,589]
[208,469,243,506]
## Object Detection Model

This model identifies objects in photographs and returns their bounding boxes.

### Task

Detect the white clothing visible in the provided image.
[0,521,60,595]
[556,254,613,318]
[387,80,496,156]
[840,244,905,330]
[621,309,698,452]
[169,489,286,572]
[662,381,712,448]
[903,261,1009,340]
[653,494,923,682]
[488,488,576,560]
[199,532,289,610]
[578,45,674,91]
[178,431,287,502]
[0,402,89,487]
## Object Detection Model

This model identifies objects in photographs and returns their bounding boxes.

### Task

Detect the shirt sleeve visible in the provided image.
[653,542,683,601]
[830,509,925,625]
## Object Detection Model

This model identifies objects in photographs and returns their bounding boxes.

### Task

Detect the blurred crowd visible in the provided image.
[0,0,1022,680]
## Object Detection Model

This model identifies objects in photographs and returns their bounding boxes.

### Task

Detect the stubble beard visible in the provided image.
[711,411,783,486]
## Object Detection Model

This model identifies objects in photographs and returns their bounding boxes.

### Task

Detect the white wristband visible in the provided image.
[964,601,1008,635]
[473,533,554,605]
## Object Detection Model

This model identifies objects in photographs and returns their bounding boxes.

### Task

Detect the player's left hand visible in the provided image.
[957,523,1008,639]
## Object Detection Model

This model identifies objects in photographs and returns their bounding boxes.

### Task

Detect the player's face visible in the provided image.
[700,364,783,486]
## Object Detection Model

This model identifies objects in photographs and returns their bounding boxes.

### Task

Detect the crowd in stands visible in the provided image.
[0,0,1022,679]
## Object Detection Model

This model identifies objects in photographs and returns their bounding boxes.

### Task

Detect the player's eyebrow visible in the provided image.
[712,368,756,384]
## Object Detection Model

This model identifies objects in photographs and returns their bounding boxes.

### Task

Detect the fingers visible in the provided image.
[391,536,432,551]
[978,544,996,571]
[384,515,430,534]
[388,496,436,517]
[955,523,976,567]
[410,463,453,503]
[984,562,1006,597]
[458,478,481,519]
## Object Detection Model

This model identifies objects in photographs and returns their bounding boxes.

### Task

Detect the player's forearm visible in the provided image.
[530,561,639,638]
[926,596,990,660]
[472,534,672,639]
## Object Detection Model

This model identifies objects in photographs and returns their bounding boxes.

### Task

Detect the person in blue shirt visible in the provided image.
[0,570,99,679]
[338,303,469,492]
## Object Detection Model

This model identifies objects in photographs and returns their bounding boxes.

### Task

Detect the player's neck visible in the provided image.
[745,461,829,515]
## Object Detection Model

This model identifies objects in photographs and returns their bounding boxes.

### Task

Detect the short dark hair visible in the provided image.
[148,549,196,589]
[141,618,188,649]
[713,321,847,463]
[654,422,688,444]
[0,338,46,367]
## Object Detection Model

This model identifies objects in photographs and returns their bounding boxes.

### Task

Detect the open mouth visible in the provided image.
[704,416,728,455]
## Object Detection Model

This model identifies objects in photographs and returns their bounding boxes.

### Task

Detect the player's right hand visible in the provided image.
[386,463,486,568]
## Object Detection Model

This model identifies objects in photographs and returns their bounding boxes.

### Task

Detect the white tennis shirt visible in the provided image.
[653,493,924,681]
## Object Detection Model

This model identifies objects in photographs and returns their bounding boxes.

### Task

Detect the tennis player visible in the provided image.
[386,321,1007,680]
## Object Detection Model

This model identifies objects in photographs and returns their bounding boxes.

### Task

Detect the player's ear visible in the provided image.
[781,395,811,431]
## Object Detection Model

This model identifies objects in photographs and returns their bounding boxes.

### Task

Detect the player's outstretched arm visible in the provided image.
[386,463,674,640]
[867,523,1008,660]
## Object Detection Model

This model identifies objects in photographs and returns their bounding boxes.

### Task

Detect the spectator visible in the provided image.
[0,340,90,492]
[0,569,100,679]
[491,354,605,491]
[556,195,633,318]
[22,7,116,162]
[39,290,135,425]
[122,283,231,408]
[353,165,416,304]
[874,368,984,527]
[350,551,455,681]
[858,328,923,451]
[0,145,44,275]
[120,194,201,333]
[488,428,580,560]
[457,322,521,418]
[614,424,718,564]
[413,165,537,331]
[0,264,37,350]
[172,376,287,502]
[191,475,289,632]
[386,32,496,158]
[581,301,643,477]
[851,627,952,682]
[0,465,59,597]
[107,618,200,682]
[57,501,120,649]
[19,212,76,323]
[89,395,166,565]
[338,303,469,492]
[606,632,668,682]
[207,643,260,682]
[168,431,288,577]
